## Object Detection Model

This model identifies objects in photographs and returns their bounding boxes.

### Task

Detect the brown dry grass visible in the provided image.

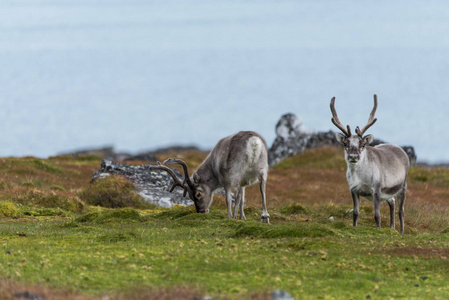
[0,156,99,200]
[246,147,350,209]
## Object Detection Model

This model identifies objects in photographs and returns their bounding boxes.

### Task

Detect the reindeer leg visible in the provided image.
[351,191,360,227]
[259,175,269,224]
[373,187,381,228]
[397,183,407,235]
[387,197,395,230]
[233,187,241,219]
[239,187,246,220]
[225,186,233,219]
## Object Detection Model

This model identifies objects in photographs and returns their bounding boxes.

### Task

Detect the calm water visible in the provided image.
[1,0,449,163]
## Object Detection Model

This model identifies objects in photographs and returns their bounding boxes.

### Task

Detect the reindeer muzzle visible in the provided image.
[348,153,359,164]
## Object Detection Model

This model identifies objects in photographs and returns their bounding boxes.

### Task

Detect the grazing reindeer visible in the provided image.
[330,95,410,234]
[150,131,270,223]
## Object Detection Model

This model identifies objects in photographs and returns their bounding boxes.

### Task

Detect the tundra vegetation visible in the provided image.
[1,148,449,299]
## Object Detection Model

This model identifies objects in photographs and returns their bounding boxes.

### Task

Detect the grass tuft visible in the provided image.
[280,203,311,215]
[23,207,67,217]
[0,201,21,218]
[233,221,336,238]
[75,208,142,224]
[79,176,154,209]
[152,206,197,220]
[14,190,84,213]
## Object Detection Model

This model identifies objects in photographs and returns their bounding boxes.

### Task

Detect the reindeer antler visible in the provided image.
[149,161,188,197]
[330,97,352,137]
[163,158,197,191]
[355,94,378,137]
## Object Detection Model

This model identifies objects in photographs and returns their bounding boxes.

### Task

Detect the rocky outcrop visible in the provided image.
[268,113,417,167]
[91,160,193,208]
[268,114,310,166]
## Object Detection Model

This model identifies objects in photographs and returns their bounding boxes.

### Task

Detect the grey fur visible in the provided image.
[331,96,410,234]
[193,131,270,223]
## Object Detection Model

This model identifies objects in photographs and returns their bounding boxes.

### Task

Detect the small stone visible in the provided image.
[272,289,294,300]
[12,291,44,300]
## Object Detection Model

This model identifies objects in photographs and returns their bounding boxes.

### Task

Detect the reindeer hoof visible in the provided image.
[261,215,270,224]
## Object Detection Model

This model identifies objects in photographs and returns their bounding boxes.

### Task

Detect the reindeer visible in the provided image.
[150,131,270,223]
[330,95,410,234]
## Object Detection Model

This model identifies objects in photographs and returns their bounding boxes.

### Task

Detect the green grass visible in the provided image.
[1,207,449,299]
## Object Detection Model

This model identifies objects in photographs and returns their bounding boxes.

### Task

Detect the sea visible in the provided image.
[1,0,449,164]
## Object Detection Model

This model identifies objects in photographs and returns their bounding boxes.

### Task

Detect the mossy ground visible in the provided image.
[1,148,449,299]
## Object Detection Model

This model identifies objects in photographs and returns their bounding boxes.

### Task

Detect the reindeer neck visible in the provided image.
[195,162,220,190]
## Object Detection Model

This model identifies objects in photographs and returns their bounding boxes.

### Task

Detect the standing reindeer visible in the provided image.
[330,95,410,234]
[150,131,270,223]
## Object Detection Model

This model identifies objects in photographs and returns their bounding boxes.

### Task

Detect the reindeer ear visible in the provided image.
[193,173,201,184]
[335,133,347,145]
[363,134,374,146]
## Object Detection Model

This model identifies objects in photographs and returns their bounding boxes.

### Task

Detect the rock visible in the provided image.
[123,152,159,162]
[268,113,417,167]
[400,146,417,167]
[13,291,45,300]
[272,290,294,300]
[304,130,341,149]
[268,113,310,166]
[91,160,193,208]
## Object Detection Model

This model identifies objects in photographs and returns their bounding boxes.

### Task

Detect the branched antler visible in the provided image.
[330,97,352,137]
[355,94,378,137]
[163,158,196,191]
[149,161,188,196]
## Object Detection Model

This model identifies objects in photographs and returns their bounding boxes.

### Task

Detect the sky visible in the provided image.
[1,0,449,163]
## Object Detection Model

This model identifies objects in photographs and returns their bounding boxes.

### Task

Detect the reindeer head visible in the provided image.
[192,172,213,212]
[150,158,209,213]
[330,95,378,164]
